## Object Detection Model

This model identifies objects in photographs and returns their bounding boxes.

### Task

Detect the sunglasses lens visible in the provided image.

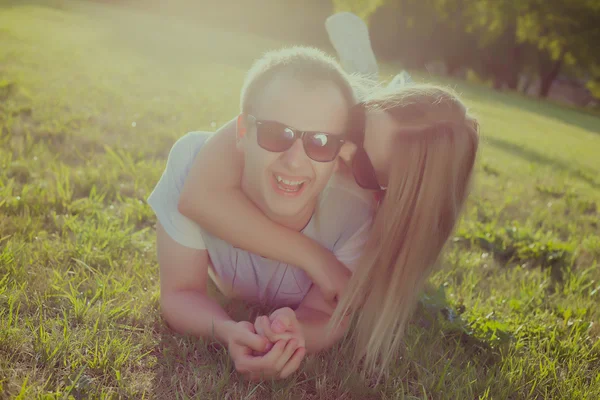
[352,148,381,190]
[253,117,341,162]
[256,121,295,152]
[304,133,342,162]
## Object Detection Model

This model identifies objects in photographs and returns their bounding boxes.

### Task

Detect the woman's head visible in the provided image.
[333,83,480,378]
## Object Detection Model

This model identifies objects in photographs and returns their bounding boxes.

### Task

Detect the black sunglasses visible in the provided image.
[347,104,386,192]
[246,114,347,162]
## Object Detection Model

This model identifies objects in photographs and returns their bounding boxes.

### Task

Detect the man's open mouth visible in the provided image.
[273,174,307,193]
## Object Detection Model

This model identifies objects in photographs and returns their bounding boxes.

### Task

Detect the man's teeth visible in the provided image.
[275,175,306,186]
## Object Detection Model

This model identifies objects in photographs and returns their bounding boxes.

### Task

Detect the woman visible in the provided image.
[178,81,480,375]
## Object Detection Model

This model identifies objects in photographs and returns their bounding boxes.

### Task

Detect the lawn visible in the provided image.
[1,1,600,399]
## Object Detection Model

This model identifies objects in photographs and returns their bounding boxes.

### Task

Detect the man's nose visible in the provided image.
[280,138,310,169]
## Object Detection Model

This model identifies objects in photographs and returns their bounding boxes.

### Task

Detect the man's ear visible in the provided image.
[236,114,247,137]
[235,114,248,151]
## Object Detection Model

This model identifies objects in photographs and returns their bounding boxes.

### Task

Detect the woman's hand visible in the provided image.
[303,248,351,305]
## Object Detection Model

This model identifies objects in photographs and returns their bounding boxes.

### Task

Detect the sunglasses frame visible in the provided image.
[245,113,347,163]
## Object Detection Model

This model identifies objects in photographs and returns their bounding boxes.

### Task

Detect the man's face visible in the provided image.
[238,74,349,225]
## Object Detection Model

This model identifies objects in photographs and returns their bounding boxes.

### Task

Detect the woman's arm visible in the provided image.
[177,118,349,302]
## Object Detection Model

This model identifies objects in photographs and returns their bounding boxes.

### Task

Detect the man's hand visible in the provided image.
[251,307,307,379]
[225,321,269,373]
[254,307,305,347]
[226,319,305,381]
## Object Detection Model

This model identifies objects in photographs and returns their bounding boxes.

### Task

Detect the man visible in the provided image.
[147,47,374,380]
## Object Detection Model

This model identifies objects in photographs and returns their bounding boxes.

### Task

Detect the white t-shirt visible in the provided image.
[147,132,375,307]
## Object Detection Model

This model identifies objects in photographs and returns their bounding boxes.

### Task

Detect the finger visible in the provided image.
[270,307,294,321]
[239,339,287,379]
[238,321,256,332]
[265,338,287,357]
[274,339,299,372]
[235,354,263,378]
[255,316,284,343]
[271,320,303,347]
[271,312,301,335]
[256,315,278,351]
[261,317,293,342]
[271,316,290,333]
[235,327,270,353]
[254,315,268,337]
[239,339,287,371]
[270,308,295,329]
[279,347,306,379]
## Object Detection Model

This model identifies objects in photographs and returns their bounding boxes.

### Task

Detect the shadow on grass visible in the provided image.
[148,292,284,399]
[484,91,600,136]
[492,94,600,136]
[486,136,600,189]
[150,325,232,399]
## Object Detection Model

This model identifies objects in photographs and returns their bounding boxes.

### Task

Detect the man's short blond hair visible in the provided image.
[240,46,356,114]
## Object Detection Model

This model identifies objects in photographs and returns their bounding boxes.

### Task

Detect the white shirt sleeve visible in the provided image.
[147,133,208,250]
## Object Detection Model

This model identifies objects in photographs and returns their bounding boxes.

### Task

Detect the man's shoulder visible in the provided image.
[170,131,213,152]
[165,131,214,169]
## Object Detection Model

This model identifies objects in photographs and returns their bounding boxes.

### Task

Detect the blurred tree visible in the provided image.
[353,0,600,98]
[331,0,387,20]
[367,0,473,68]
[518,0,600,97]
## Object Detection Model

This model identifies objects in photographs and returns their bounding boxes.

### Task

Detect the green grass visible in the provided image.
[1,1,600,399]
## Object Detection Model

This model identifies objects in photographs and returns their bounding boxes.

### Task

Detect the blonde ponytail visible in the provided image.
[331,84,480,378]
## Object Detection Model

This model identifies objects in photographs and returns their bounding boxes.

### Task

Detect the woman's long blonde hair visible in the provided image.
[331,83,480,378]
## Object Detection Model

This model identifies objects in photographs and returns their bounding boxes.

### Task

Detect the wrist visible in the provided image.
[212,318,235,344]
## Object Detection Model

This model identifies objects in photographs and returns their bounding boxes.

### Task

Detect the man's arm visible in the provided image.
[148,132,271,371]
[156,221,238,342]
